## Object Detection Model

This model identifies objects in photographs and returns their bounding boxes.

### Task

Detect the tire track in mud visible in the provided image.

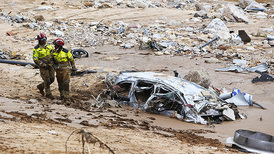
[65,9,101,19]
[66,8,143,21]
[64,8,183,23]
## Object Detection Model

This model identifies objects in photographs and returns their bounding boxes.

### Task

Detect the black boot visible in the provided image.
[46,94,54,100]
[37,84,45,96]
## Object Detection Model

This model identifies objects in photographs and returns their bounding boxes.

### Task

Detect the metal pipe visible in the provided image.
[142,27,149,37]
[251,8,265,11]
[201,37,218,48]
[0,59,38,68]
[71,70,97,77]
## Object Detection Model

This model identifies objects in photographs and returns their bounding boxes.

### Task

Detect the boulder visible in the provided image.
[203,18,230,40]
[245,1,266,11]
[183,68,211,88]
[195,3,206,11]
[194,10,207,18]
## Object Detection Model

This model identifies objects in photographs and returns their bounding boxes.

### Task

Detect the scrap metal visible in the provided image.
[105,72,241,124]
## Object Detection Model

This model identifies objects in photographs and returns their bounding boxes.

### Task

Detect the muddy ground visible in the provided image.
[0,0,273,153]
[0,44,273,153]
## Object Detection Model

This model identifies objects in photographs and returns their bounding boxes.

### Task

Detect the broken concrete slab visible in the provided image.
[223,108,235,121]
[194,10,207,18]
[245,1,266,11]
[224,3,249,23]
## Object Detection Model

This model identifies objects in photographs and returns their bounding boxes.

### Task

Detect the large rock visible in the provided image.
[245,1,266,11]
[203,18,230,40]
[224,3,249,23]
[183,68,211,89]
[194,10,207,18]
[168,20,182,26]
[127,0,148,8]
[195,3,206,11]
[239,0,265,10]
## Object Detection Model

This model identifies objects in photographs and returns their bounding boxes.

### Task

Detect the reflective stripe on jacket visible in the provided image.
[33,44,54,62]
[52,48,74,69]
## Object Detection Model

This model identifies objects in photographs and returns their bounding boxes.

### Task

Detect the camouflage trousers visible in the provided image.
[56,68,71,100]
[38,66,55,95]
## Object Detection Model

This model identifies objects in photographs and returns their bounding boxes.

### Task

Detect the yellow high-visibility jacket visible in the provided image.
[52,48,75,69]
[33,44,54,66]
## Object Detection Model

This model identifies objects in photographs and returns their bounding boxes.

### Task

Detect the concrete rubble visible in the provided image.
[0,0,273,74]
[224,3,249,23]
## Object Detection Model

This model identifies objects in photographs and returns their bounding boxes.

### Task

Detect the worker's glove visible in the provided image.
[71,68,77,75]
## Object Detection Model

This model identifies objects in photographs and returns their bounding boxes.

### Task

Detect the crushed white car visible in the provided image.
[105,71,240,124]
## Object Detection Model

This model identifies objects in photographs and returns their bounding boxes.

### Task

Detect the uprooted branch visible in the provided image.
[65,128,115,154]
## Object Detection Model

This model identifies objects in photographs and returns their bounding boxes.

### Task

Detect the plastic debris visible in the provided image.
[225,89,252,106]
[46,130,58,135]
[252,71,274,83]
[220,88,264,109]
[216,63,268,73]
[246,63,268,72]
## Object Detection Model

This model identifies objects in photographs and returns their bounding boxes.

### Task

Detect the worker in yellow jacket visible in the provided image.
[33,33,55,99]
[52,38,76,102]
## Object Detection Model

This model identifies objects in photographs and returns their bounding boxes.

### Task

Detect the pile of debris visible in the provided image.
[1,0,274,81]
[1,0,273,74]
[0,49,25,60]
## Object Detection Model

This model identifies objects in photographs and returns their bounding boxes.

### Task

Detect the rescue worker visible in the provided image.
[52,38,77,102]
[33,33,55,99]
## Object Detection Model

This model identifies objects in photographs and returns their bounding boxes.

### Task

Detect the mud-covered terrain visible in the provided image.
[0,60,242,153]
[0,0,273,153]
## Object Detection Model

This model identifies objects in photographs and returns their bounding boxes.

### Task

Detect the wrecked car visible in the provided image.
[105,72,240,125]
